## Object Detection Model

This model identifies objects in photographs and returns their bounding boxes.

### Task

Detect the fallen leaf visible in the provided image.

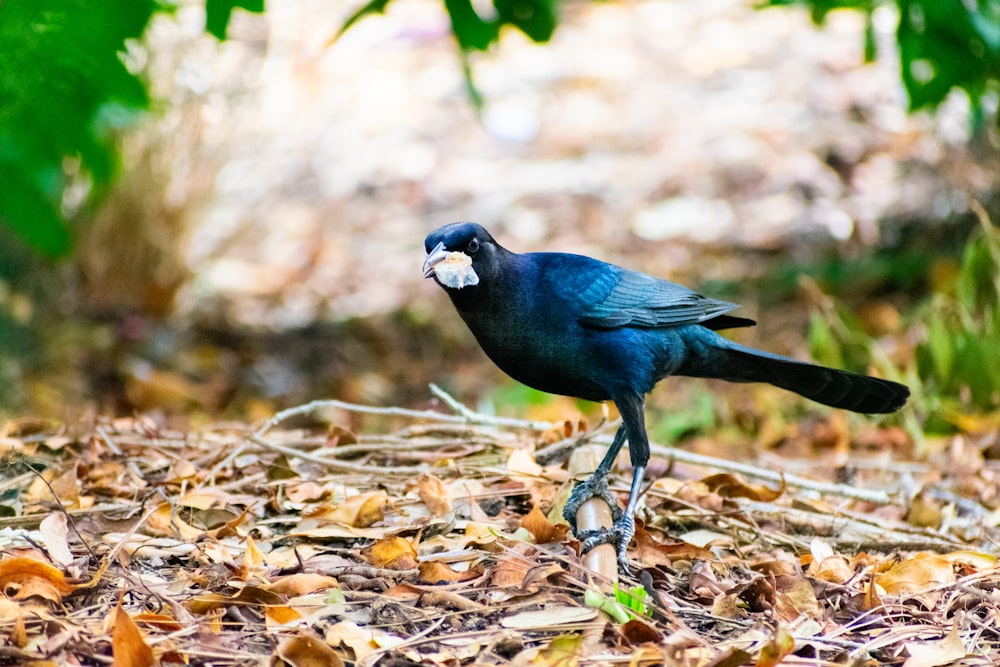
[533,634,583,667]
[756,626,794,667]
[521,505,569,544]
[875,554,955,597]
[277,631,345,667]
[621,618,664,645]
[39,513,74,567]
[634,523,714,566]
[0,556,75,602]
[700,473,785,502]
[111,601,155,667]
[902,626,966,667]
[414,473,452,516]
[418,561,483,584]
[362,536,418,570]
[501,606,597,629]
[325,620,378,663]
[507,448,542,477]
[308,491,388,528]
[267,573,341,596]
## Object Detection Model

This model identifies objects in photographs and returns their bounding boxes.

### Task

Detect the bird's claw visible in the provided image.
[579,513,636,573]
[563,474,623,534]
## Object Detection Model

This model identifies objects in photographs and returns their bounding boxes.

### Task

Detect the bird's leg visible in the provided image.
[563,425,627,534]
[576,393,650,573]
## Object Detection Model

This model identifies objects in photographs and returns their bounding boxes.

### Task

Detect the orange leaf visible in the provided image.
[701,473,785,502]
[0,556,75,602]
[267,573,340,597]
[418,561,483,584]
[521,505,569,544]
[362,537,418,570]
[111,602,155,667]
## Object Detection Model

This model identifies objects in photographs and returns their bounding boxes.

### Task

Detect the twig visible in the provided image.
[646,441,895,505]
[254,389,553,438]
[248,433,432,476]
[428,383,553,430]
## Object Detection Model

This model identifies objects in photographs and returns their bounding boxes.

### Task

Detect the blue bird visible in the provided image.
[423,222,909,572]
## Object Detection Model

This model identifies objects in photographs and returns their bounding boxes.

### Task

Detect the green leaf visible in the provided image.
[337,0,394,41]
[205,0,265,41]
[444,0,500,51]
[495,0,559,42]
[0,165,72,256]
[0,0,156,256]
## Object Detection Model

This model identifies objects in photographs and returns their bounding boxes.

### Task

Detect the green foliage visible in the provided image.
[0,0,156,257]
[584,584,648,622]
[206,0,265,40]
[914,214,1000,426]
[0,0,264,260]
[342,0,559,53]
[761,0,1000,126]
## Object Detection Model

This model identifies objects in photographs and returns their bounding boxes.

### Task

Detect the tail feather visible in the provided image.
[687,342,909,414]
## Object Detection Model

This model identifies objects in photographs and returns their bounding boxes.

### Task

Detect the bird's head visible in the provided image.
[423,222,501,290]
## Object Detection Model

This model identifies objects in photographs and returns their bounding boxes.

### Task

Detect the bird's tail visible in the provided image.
[684,339,909,414]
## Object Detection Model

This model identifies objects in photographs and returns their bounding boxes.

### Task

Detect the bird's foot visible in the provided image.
[579,513,636,574]
[563,474,624,534]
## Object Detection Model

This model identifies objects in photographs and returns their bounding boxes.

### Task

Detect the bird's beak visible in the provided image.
[423,242,480,288]
[423,242,448,278]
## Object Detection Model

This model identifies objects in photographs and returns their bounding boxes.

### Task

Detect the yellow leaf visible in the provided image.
[362,536,418,570]
[534,634,583,667]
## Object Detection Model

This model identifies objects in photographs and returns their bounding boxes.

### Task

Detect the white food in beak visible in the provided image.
[423,242,480,289]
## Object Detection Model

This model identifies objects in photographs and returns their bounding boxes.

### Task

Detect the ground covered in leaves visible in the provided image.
[2,392,1000,667]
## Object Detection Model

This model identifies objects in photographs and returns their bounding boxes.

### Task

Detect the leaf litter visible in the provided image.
[2,392,1000,666]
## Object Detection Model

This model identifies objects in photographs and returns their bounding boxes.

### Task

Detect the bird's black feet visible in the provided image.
[563,473,623,534]
[579,513,635,573]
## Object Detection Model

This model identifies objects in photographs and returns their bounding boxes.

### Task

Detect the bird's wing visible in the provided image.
[577,267,743,329]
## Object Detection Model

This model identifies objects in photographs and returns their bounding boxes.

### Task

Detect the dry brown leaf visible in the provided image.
[521,505,569,544]
[507,448,542,477]
[362,536,418,570]
[325,620,378,663]
[808,556,853,584]
[267,573,340,596]
[147,503,203,541]
[776,578,821,621]
[276,632,345,667]
[414,473,452,516]
[500,606,597,629]
[417,561,482,584]
[700,473,785,502]
[488,545,535,589]
[634,523,714,566]
[901,626,966,667]
[875,554,956,597]
[132,613,183,632]
[0,556,75,602]
[285,481,330,503]
[111,602,155,667]
[533,634,583,667]
[309,491,388,528]
[242,535,266,571]
[755,626,794,667]
[621,618,664,646]
[39,513,73,567]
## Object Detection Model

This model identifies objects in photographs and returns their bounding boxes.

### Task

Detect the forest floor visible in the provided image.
[2,388,998,666]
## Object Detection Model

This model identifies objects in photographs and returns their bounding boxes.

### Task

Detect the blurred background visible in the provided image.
[1,0,998,450]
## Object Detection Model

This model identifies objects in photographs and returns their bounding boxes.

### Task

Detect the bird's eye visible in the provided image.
[466,238,480,254]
